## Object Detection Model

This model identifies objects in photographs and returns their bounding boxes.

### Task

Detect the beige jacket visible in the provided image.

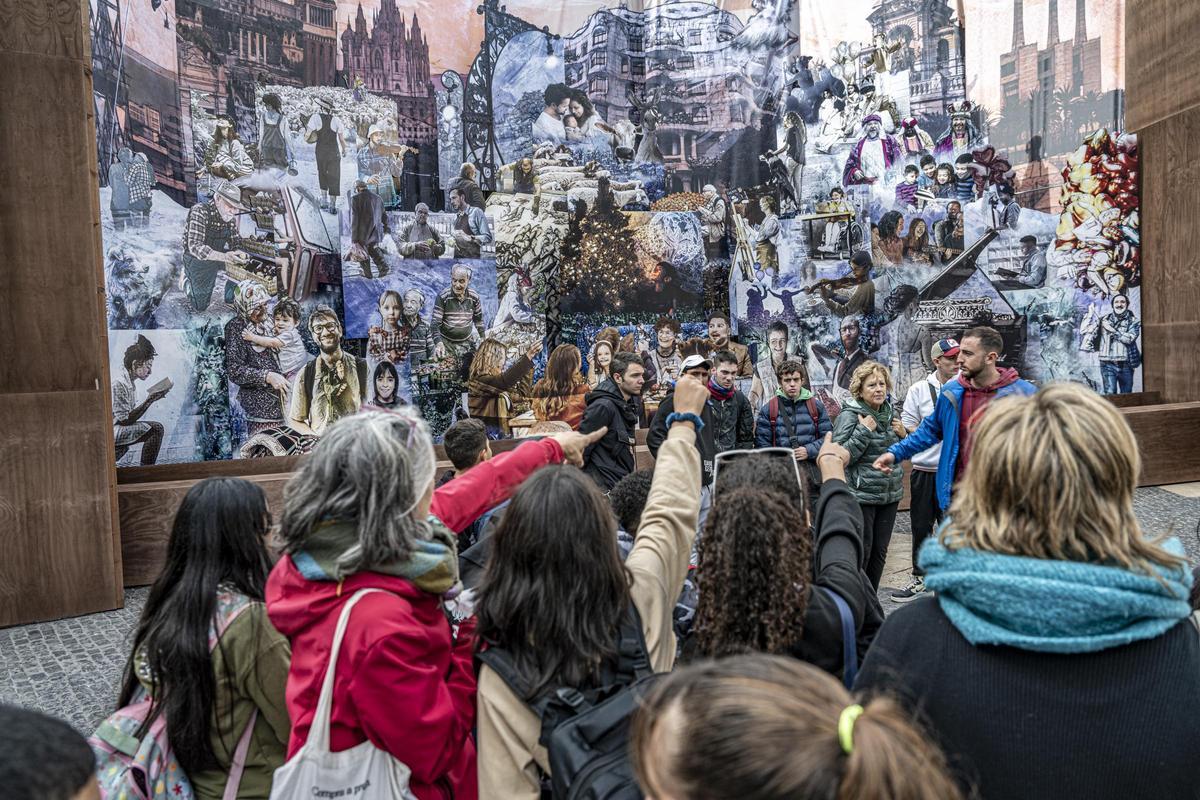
[476,425,701,798]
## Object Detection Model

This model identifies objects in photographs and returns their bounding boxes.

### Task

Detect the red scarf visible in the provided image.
[708,378,735,401]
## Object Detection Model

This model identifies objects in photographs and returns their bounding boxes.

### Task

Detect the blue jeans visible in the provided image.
[1101,360,1134,395]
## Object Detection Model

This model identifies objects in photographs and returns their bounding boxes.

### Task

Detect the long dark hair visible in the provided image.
[476,466,633,693]
[117,478,274,774]
[532,344,586,420]
[569,89,595,126]
[694,487,813,657]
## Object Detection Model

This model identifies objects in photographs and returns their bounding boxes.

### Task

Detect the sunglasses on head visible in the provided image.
[713,447,804,493]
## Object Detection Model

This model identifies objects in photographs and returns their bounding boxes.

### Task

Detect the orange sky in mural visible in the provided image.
[336,0,484,75]
[966,0,1124,112]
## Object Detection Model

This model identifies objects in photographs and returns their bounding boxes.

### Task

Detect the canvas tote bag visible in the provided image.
[270,588,419,800]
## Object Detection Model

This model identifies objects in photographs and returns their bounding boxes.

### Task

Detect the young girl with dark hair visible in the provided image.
[116,478,291,800]
[475,376,709,798]
[632,654,963,800]
[370,359,404,408]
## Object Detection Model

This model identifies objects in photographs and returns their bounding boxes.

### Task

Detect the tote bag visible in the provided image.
[269,589,419,800]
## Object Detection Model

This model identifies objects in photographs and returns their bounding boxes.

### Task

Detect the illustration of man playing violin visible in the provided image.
[815,250,876,318]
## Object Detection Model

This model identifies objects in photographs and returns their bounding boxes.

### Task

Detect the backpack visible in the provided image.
[767,394,821,447]
[477,607,656,800]
[90,590,259,800]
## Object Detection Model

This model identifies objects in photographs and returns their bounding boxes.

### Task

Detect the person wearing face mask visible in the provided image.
[833,361,906,590]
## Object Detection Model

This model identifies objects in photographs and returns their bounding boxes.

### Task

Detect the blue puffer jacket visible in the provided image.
[889,372,1037,510]
[754,390,832,458]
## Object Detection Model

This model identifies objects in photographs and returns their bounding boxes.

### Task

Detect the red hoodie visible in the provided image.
[266,438,564,800]
[955,367,1021,481]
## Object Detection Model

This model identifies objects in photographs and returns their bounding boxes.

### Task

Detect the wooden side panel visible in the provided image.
[0,392,120,626]
[1125,0,1200,132]
[0,0,122,625]
[1138,108,1200,402]
[119,474,293,586]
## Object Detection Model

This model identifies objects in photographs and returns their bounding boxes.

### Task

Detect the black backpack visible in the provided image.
[476,607,656,799]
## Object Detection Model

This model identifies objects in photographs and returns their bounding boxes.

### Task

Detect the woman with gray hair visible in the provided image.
[267,408,603,799]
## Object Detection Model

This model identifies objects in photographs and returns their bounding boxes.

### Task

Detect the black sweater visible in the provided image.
[855,597,1200,800]
[793,477,884,676]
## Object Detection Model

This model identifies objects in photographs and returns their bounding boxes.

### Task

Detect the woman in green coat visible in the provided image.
[832,360,908,589]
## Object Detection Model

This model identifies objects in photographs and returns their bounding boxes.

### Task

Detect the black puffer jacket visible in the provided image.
[579,378,638,491]
[647,389,717,487]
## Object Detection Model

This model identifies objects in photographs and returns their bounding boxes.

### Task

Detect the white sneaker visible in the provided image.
[890,576,925,603]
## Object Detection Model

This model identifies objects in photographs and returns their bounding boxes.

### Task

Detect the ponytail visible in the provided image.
[837,694,964,800]
[632,655,963,800]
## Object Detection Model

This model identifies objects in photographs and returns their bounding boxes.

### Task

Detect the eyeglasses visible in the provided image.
[713,447,804,493]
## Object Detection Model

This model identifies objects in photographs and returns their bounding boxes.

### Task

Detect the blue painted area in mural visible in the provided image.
[343,259,501,340]
[494,31,565,164]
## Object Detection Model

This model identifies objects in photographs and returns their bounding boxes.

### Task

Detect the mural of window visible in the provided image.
[679,54,694,70]
[629,36,643,51]
[621,57,629,74]
[937,38,950,65]
[688,29,701,46]
[1001,61,1015,77]
[593,27,607,46]
[592,50,607,68]
[729,102,744,124]
[590,77,608,94]
[694,106,709,124]
[631,58,645,76]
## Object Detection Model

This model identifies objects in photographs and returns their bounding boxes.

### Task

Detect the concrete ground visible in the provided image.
[4,483,1199,734]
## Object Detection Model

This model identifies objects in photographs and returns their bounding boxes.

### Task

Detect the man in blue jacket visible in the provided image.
[874,326,1036,511]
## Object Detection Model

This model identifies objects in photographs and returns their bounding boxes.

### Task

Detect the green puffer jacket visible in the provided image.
[832,398,905,506]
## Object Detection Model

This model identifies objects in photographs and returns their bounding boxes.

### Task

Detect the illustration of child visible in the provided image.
[563,114,583,141]
[895,164,919,209]
[367,289,409,364]
[240,296,309,382]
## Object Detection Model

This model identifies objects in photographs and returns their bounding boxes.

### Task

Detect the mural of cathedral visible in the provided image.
[340,0,437,143]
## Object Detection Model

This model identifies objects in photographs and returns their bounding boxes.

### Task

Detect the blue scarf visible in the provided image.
[919,536,1192,654]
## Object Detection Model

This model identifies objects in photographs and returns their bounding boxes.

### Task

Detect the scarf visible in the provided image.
[293,518,462,598]
[920,535,1192,654]
[708,378,735,401]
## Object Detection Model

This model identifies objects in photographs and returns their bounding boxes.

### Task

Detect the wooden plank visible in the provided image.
[1125,0,1200,132]
[119,473,293,586]
[0,392,121,625]
[118,429,652,483]
[1139,109,1200,402]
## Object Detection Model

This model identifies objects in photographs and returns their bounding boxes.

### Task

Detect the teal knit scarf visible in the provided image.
[919,535,1193,654]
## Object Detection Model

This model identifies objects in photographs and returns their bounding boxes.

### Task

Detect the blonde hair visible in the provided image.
[632,655,963,800]
[849,360,892,401]
[941,382,1183,572]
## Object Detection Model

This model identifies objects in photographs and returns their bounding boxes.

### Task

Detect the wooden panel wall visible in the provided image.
[0,0,123,625]
[1124,0,1200,132]
[1138,106,1200,402]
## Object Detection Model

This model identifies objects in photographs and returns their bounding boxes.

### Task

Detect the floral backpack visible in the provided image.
[90,589,259,800]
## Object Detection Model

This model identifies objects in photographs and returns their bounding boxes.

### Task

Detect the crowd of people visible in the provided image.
[7,326,1200,800]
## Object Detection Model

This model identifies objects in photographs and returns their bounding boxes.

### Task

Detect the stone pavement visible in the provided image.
[2,485,1198,735]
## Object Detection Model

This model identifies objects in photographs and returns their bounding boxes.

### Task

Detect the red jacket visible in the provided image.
[266,438,564,800]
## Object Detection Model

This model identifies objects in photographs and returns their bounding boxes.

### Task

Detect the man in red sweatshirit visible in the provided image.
[954,327,1028,480]
[875,326,1036,513]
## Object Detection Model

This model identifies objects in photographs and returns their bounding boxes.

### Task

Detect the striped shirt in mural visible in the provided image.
[432,288,484,346]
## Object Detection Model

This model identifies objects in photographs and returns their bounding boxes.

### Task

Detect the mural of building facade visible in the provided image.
[93,0,1139,467]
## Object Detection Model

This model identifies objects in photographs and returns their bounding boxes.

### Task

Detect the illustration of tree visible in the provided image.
[560,178,643,310]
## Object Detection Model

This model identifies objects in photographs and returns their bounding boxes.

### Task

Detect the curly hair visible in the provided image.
[693,487,813,657]
[609,468,654,533]
[848,359,892,400]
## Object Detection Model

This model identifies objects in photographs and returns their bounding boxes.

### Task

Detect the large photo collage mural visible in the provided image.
[93,0,1136,465]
